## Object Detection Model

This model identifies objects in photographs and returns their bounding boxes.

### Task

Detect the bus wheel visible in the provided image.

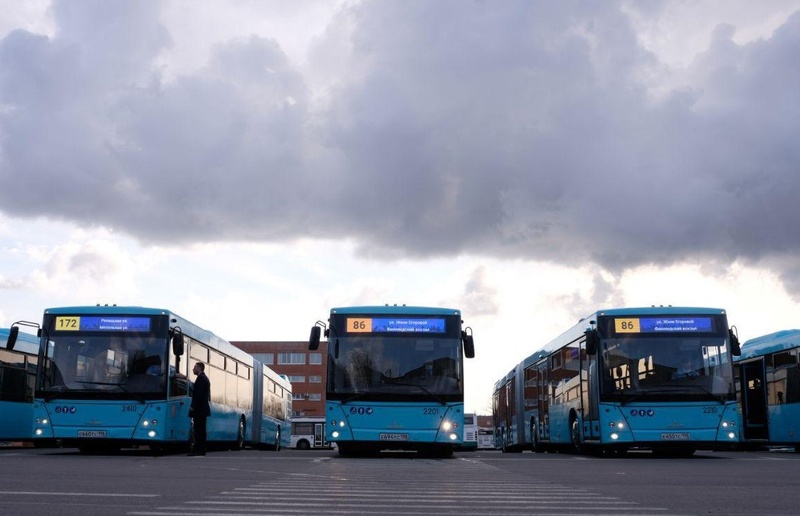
[274,428,281,452]
[235,418,246,450]
[297,439,310,450]
[570,415,584,454]
[531,422,543,453]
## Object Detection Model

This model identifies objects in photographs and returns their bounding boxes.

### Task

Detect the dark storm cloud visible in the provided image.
[1,1,799,284]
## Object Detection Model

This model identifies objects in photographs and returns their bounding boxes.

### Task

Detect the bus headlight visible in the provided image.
[142,420,158,428]
[332,431,340,439]
[449,433,458,440]
[442,421,452,431]
[148,430,157,438]
[35,428,44,436]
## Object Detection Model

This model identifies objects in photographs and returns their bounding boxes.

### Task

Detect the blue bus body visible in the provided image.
[734,329,800,451]
[310,306,475,456]
[493,307,741,456]
[31,306,291,453]
[1,329,41,442]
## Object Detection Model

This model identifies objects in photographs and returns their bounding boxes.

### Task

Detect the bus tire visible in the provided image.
[235,417,246,450]
[570,413,584,454]
[531,421,544,453]
[296,439,310,450]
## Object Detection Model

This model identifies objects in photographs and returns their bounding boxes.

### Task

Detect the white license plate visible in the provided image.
[660,432,690,441]
[379,433,409,441]
[78,430,107,438]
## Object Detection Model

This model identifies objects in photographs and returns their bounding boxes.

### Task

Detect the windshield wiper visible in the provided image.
[77,381,147,403]
[619,386,726,405]
[681,384,727,404]
[341,392,369,405]
[389,381,447,406]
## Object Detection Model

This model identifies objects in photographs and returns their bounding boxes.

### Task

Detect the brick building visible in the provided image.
[232,341,328,418]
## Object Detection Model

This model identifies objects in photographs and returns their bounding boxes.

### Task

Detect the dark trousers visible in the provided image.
[193,416,208,453]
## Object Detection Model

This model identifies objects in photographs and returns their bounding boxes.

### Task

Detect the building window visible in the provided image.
[308,393,322,401]
[292,392,306,400]
[309,375,322,383]
[278,353,306,365]
[288,375,305,383]
[261,353,274,365]
[309,353,322,365]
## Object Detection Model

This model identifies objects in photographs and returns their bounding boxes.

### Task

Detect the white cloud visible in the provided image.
[2,1,800,414]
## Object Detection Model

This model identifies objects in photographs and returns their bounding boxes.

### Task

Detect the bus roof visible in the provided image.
[533,306,727,358]
[0,327,40,355]
[331,306,461,316]
[739,329,800,360]
[492,306,727,392]
[43,305,253,365]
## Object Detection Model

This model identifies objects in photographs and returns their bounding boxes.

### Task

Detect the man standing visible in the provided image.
[189,362,211,456]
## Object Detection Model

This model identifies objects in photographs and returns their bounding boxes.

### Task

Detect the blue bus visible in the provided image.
[734,329,800,452]
[15,305,291,453]
[1,327,41,443]
[493,307,742,456]
[309,305,475,457]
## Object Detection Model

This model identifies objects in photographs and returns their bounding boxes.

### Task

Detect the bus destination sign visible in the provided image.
[346,317,446,334]
[54,316,152,332]
[614,317,714,334]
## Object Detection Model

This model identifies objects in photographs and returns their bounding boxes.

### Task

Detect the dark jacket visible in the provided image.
[190,372,211,417]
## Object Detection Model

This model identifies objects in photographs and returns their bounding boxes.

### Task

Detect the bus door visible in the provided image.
[536,362,549,440]
[740,358,769,441]
[314,422,326,447]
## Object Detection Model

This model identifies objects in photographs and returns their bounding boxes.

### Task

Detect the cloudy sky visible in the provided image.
[2,0,799,413]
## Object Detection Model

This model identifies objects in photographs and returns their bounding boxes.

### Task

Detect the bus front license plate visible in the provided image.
[660,432,690,441]
[379,433,409,441]
[78,430,107,438]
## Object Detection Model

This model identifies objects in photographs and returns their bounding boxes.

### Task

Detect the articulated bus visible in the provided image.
[12,306,291,453]
[309,305,475,457]
[734,329,800,452]
[290,416,330,449]
[493,307,742,456]
[1,327,41,443]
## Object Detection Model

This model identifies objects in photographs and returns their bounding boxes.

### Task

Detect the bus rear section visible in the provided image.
[309,305,475,457]
[291,417,329,449]
[459,412,478,450]
[735,330,800,452]
[1,328,40,443]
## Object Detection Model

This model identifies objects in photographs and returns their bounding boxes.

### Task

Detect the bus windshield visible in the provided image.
[599,336,735,402]
[328,335,463,400]
[39,332,169,398]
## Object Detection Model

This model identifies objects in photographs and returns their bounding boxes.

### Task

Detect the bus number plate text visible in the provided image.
[379,433,409,441]
[78,430,107,438]
[660,432,690,441]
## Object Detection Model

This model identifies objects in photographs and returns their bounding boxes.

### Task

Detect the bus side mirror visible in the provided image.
[585,329,598,355]
[462,333,475,359]
[729,329,741,357]
[6,326,19,351]
[172,331,184,356]
[461,327,475,359]
[309,326,321,351]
